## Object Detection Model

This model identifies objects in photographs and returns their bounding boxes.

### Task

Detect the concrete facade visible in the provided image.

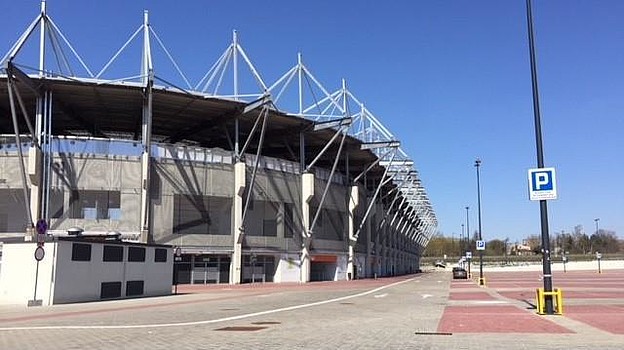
[0,239,173,305]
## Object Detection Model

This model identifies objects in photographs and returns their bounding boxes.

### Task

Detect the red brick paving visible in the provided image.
[438,305,572,333]
[440,268,624,334]
[565,305,624,334]
[498,290,624,301]
[450,282,480,289]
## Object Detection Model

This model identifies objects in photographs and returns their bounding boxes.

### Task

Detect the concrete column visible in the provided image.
[139,152,150,242]
[365,202,374,278]
[231,161,246,284]
[27,147,41,239]
[301,172,314,283]
[347,185,359,280]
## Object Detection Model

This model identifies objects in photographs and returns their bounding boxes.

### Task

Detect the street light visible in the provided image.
[475,158,485,286]
[526,0,555,314]
[465,206,471,277]
[594,218,600,234]
[465,207,470,243]
[461,223,465,263]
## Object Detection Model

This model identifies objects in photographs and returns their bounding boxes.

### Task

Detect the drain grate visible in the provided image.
[215,326,268,332]
[414,331,453,336]
[252,321,281,325]
[340,302,355,305]
[219,308,240,311]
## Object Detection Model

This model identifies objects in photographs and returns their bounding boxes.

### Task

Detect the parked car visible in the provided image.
[452,267,468,279]
[434,260,446,268]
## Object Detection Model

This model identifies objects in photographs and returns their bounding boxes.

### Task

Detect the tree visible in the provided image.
[573,233,591,254]
[486,239,506,256]
[590,230,619,254]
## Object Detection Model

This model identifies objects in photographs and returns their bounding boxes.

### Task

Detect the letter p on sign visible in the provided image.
[528,167,557,201]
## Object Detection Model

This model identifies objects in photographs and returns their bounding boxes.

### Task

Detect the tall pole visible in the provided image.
[461,223,465,260]
[465,206,471,277]
[475,158,484,286]
[594,218,600,234]
[465,207,470,244]
[526,0,554,314]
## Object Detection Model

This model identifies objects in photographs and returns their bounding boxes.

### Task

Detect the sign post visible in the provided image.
[596,252,602,274]
[174,247,182,294]
[28,219,47,307]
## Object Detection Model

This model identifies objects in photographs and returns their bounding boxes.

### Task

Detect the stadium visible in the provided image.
[0,2,436,285]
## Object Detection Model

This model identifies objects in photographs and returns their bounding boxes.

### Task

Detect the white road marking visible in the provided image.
[421,294,433,299]
[373,293,388,298]
[0,278,417,331]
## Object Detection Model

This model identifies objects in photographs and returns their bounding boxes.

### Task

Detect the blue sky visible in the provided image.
[2,1,623,242]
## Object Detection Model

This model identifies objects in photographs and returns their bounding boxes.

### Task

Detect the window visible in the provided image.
[0,189,29,232]
[125,280,144,296]
[128,247,146,262]
[49,189,64,219]
[154,248,167,263]
[263,219,277,237]
[70,190,121,220]
[284,203,295,238]
[173,195,231,235]
[100,282,122,299]
[103,245,123,262]
[71,243,91,261]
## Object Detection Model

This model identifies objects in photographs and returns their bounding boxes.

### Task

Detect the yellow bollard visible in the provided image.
[536,288,563,315]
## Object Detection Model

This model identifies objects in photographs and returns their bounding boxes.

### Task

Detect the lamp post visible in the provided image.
[461,223,465,265]
[526,0,555,314]
[594,218,600,234]
[465,206,471,277]
[475,158,484,286]
[465,207,470,244]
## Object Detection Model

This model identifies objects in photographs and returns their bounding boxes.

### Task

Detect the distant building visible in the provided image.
[512,243,533,256]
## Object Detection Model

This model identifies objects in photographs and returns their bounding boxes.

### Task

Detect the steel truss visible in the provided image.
[1,1,437,249]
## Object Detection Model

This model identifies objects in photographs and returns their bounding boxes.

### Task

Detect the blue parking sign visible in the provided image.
[528,167,557,201]
[476,240,485,251]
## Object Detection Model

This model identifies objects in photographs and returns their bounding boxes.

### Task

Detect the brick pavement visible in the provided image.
[0,270,623,349]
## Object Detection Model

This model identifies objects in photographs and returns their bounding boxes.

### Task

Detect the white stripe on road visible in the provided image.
[0,278,417,331]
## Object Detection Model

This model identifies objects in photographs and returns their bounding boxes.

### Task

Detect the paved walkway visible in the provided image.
[0,270,623,349]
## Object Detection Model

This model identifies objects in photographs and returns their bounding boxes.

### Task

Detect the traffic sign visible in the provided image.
[466,252,472,259]
[35,219,48,235]
[528,167,557,201]
[34,246,45,261]
[476,240,486,251]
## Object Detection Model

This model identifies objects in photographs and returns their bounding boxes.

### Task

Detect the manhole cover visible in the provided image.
[215,326,268,332]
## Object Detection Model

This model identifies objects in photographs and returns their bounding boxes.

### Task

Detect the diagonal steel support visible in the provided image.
[304,124,347,172]
[308,128,348,235]
[6,74,35,228]
[353,149,397,240]
[6,62,41,96]
[239,105,270,230]
[238,93,273,157]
